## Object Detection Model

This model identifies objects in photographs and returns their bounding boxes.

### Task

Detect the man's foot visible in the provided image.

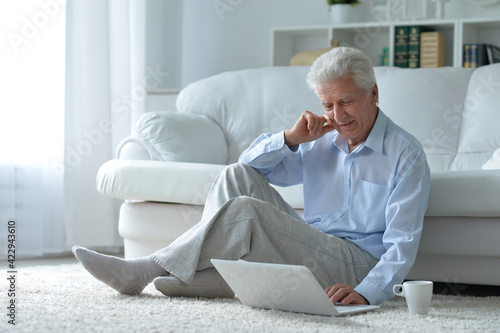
[153,268,234,298]
[72,245,167,295]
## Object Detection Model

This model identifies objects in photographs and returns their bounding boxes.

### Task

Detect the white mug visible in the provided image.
[393,281,433,316]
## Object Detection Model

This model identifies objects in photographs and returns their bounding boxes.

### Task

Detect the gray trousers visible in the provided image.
[152,163,377,289]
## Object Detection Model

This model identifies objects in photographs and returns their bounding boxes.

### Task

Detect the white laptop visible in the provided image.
[211,259,379,317]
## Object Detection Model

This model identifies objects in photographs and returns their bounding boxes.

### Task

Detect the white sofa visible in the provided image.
[97,64,500,286]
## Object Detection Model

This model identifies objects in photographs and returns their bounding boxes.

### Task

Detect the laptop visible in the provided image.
[211,259,380,316]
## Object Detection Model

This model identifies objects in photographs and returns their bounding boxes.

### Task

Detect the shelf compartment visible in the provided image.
[272,26,331,66]
[332,23,391,66]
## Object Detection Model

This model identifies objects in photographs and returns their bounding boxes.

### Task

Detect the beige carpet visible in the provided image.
[2,263,499,333]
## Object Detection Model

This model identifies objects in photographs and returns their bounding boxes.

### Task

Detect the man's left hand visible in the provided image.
[325,283,369,305]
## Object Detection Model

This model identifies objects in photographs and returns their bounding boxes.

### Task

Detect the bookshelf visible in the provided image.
[271,18,500,68]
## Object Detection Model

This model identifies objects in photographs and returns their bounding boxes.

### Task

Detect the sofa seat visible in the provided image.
[99,161,500,217]
[97,64,500,286]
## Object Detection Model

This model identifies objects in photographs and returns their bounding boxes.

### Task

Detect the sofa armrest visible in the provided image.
[426,169,500,217]
[97,159,226,204]
[116,111,228,164]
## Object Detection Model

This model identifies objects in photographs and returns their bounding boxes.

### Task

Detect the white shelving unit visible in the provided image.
[272,17,500,68]
[459,18,500,66]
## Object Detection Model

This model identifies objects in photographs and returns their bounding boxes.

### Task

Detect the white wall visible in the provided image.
[146,0,500,90]
[146,0,183,90]
[445,0,500,19]
[180,0,333,87]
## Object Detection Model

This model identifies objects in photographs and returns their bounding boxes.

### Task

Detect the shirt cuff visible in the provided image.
[269,130,295,154]
[278,130,299,152]
[354,279,386,306]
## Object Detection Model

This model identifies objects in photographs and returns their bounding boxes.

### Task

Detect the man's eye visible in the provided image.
[324,105,333,110]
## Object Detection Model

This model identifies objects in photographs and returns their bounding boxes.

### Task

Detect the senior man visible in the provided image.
[73,47,430,306]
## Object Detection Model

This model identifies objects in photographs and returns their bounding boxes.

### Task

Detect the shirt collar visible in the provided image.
[331,108,387,155]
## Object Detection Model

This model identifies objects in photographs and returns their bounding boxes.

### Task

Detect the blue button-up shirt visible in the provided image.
[238,110,430,305]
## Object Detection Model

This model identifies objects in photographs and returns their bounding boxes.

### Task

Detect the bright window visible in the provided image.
[0,0,66,257]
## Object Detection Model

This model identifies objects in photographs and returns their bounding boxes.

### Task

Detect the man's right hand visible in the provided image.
[284,110,335,147]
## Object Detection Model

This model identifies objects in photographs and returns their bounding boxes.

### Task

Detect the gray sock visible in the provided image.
[153,267,234,298]
[72,245,167,295]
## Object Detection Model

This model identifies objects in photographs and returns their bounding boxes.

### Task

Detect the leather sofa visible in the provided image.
[97,64,500,286]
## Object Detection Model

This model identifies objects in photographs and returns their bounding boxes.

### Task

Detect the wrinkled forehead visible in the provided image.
[320,93,355,104]
[317,78,364,100]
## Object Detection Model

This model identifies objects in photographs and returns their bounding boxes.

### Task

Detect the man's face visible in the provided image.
[317,76,378,149]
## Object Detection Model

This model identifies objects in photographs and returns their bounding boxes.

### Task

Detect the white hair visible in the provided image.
[306,47,377,95]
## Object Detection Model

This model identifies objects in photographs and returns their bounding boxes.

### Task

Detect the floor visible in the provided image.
[5,255,500,298]
[2,254,78,268]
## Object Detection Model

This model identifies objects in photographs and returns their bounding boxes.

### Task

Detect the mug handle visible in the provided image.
[393,284,405,296]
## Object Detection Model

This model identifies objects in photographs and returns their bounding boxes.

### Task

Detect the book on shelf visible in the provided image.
[463,44,471,68]
[487,44,500,64]
[381,47,389,66]
[408,26,434,68]
[420,31,445,68]
[463,43,500,68]
[394,26,409,68]
[486,44,500,64]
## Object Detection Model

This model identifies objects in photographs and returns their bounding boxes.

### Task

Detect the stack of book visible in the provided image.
[463,43,500,68]
[394,26,444,68]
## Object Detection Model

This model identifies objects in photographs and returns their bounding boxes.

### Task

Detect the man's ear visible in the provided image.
[371,84,379,105]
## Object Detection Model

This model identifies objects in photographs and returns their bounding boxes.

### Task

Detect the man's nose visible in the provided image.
[330,105,346,122]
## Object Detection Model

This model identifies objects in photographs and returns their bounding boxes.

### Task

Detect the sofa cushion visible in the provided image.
[121,111,228,164]
[374,66,474,172]
[483,148,500,170]
[426,170,500,217]
[176,66,320,163]
[457,63,500,170]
